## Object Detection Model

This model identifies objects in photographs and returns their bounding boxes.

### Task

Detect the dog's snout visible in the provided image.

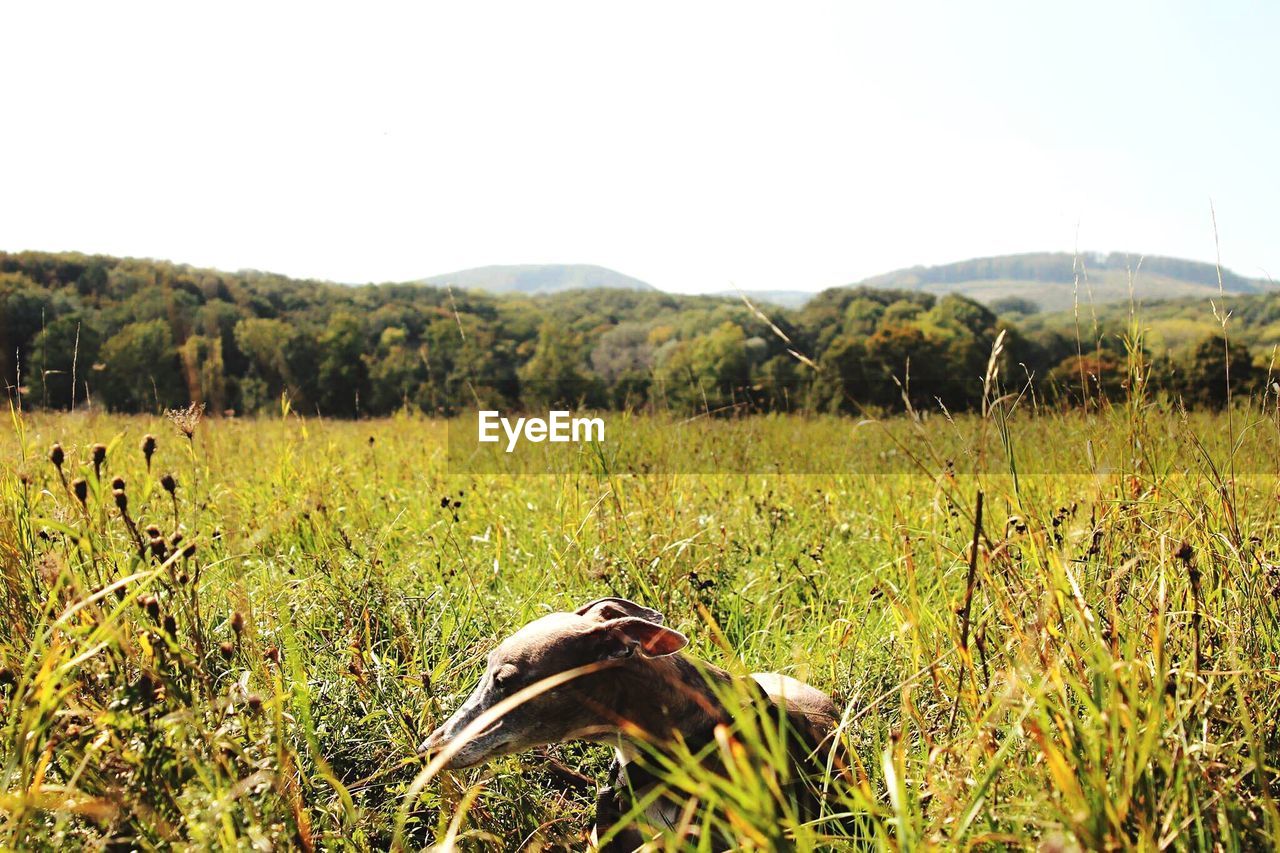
[420,726,446,754]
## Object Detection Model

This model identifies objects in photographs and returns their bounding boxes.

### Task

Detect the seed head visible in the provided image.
[219,641,235,659]
[1175,541,1194,563]
[230,611,245,636]
[72,478,88,505]
[113,489,128,512]
[265,645,281,664]
[145,524,161,538]
[141,434,157,468]
[49,443,64,469]
[111,476,126,491]
[162,614,178,637]
[170,532,183,546]
[160,473,177,494]
[182,542,196,559]
[141,595,161,621]
[165,402,205,439]
[246,693,263,714]
[91,443,107,475]
[149,537,167,560]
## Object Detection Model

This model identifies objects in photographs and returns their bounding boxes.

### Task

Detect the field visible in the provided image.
[3,403,1280,850]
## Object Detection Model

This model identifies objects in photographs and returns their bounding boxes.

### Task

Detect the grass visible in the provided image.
[2,399,1279,849]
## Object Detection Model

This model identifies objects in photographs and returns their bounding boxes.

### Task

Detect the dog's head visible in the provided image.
[420,597,687,768]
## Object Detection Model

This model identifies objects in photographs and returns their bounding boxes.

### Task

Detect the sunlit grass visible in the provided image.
[2,401,1279,849]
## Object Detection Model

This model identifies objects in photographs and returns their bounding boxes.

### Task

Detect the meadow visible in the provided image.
[2,401,1279,849]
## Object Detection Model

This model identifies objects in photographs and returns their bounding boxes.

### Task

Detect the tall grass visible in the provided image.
[1,397,1278,849]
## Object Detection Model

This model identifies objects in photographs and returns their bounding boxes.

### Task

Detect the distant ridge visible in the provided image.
[420,263,655,295]
[708,289,816,309]
[854,251,1273,312]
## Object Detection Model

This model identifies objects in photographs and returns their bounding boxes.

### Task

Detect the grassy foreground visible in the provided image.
[2,405,1279,849]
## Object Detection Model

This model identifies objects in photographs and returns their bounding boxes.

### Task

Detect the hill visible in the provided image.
[1021,286,1280,358]
[856,252,1273,312]
[707,289,816,309]
[420,263,655,295]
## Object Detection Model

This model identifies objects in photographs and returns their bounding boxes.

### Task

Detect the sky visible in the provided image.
[1,2,1275,294]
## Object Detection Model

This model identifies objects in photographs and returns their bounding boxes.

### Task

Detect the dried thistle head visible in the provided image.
[165,403,205,439]
[71,478,88,505]
[230,611,245,636]
[49,443,64,470]
[160,473,177,494]
[91,443,107,476]
[111,476,126,491]
[141,434,157,467]
[113,489,127,511]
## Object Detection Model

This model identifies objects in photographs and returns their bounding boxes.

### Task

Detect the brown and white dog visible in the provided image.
[420,597,842,850]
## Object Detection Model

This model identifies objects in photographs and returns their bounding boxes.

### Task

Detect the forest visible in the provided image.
[1,251,1270,417]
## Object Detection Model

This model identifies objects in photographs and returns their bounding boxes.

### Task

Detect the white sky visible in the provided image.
[1,2,1275,293]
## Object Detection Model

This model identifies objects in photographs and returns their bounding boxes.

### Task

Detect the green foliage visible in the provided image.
[1,251,1271,418]
[98,320,185,412]
[315,313,369,416]
[518,322,595,408]
[989,295,1041,315]
[1186,334,1258,407]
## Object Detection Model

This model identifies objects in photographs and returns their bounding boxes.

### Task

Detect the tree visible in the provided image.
[1184,334,1258,407]
[520,322,594,409]
[366,327,428,414]
[655,322,752,413]
[812,336,868,413]
[30,316,101,409]
[180,334,228,413]
[0,273,54,394]
[1048,351,1126,404]
[235,318,315,411]
[98,320,185,412]
[315,312,369,416]
[990,296,1040,316]
[590,322,654,383]
[863,325,946,408]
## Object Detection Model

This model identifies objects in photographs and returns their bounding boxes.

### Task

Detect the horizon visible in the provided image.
[2,2,1275,293]
[0,246,1267,296]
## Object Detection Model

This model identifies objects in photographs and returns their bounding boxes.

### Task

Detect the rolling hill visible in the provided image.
[708,289,817,309]
[854,252,1273,312]
[420,263,655,295]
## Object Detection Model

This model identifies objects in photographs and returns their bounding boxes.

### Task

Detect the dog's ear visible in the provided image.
[575,597,664,625]
[594,617,688,659]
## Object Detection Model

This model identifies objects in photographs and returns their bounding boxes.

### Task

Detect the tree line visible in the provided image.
[0,251,1269,417]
